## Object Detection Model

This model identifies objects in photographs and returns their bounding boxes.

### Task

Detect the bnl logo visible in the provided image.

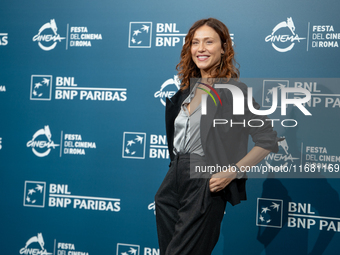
[23,181,46,208]
[116,243,140,255]
[128,22,152,48]
[256,198,283,228]
[122,132,146,159]
[30,75,53,100]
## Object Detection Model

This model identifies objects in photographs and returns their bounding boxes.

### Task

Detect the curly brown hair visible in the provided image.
[176,18,239,90]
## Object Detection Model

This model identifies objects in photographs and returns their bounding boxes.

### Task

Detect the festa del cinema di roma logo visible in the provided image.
[265,17,306,52]
[26,126,59,157]
[20,233,52,255]
[33,19,65,51]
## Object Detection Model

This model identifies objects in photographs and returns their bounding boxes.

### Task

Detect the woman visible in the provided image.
[155,18,280,255]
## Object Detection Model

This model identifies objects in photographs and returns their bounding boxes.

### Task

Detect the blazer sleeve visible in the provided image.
[237,82,282,153]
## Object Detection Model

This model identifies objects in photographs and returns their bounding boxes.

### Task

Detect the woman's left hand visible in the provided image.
[209,171,237,192]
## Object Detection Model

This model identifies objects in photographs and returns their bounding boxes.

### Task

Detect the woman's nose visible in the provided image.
[198,42,205,52]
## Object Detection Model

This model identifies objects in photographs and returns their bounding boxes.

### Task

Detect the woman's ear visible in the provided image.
[221,42,227,54]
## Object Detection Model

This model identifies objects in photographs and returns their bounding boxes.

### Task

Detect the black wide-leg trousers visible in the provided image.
[155,154,227,255]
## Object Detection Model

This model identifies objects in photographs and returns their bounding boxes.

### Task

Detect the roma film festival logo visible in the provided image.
[265,17,306,52]
[122,132,146,159]
[128,22,152,48]
[30,75,53,100]
[20,233,52,255]
[33,19,65,51]
[116,243,140,255]
[23,181,46,208]
[256,198,283,228]
[27,126,60,157]
[154,75,180,106]
[264,138,299,170]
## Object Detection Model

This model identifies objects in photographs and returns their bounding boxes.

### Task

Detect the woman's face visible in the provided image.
[191,25,224,78]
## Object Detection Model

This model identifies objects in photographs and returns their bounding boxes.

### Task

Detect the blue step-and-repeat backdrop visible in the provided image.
[1,0,340,254]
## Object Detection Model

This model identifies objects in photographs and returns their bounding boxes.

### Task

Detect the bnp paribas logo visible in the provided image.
[128,22,152,48]
[122,132,146,159]
[23,181,46,208]
[30,75,53,100]
[256,198,283,228]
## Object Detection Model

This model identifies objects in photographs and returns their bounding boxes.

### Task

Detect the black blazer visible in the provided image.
[165,80,280,206]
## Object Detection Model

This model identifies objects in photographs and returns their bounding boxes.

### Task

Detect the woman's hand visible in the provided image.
[209,171,237,192]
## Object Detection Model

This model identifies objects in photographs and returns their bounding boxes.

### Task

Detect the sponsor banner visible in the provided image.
[24,181,121,212]
[33,19,102,51]
[122,132,169,160]
[265,17,339,52]
[128,21,235,48]
[257,197,340,233]
[30,75,127,102]
[26,125,97,157]
[19,233,90,255]
[0,32,8,46]
[129,21,185,48]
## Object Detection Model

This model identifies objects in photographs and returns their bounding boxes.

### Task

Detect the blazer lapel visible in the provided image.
[200,90,219,153]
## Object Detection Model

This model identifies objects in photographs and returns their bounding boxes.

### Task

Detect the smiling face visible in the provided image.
[191,25,225,78]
